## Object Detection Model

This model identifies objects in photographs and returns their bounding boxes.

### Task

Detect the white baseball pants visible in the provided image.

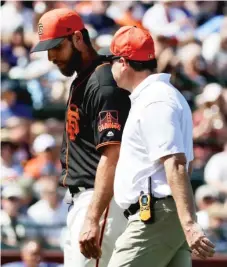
[64,189,127,267]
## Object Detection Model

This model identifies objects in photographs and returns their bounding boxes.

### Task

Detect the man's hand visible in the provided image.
[162,154,215,260]
[79,218,102,259]
[184,222,215,260]
[79,145,119,259]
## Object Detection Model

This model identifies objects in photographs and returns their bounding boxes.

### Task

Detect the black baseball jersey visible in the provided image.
[59,56,130,193]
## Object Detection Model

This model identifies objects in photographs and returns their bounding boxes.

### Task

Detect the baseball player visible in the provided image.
[31,9,130,267]
[107,26,215,267]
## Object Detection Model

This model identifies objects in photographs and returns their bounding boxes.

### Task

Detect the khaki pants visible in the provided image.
[108,198,192,267]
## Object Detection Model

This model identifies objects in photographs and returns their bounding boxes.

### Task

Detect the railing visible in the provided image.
[1,249,227,266]
[193,255,227,267]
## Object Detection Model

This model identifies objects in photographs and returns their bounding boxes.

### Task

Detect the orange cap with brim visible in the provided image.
[110,26,155,61]
[31,8,84,53]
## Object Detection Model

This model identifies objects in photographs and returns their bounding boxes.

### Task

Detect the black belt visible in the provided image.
[124,195,172,219]
[69,186,91,196]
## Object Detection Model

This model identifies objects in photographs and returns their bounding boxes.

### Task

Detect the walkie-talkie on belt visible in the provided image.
[139,176,153,223]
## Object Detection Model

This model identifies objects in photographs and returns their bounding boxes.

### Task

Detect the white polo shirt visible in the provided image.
[114,73,194,209]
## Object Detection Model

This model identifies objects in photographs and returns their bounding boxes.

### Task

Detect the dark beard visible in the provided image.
[59,45,83,77]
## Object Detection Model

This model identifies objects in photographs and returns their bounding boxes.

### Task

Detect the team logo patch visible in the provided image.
[66,104,80,141]
[98,110,121,132]
[38,23,43,36]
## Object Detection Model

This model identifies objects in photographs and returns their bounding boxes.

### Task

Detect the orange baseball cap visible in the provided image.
[110,26,155,61]
[31,8,85,53]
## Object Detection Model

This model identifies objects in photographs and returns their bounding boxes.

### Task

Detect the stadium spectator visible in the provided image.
[106,1,144,28]
[1,26,30,69]
[204,142,227,202]
[1,79,33,127]
[24,134,60,179]
[193,83,227,168]
[212,17,227,86]
[142,0,195,41]
[80,1,116,34]
[195,184,219,231]
[1,185,34,247]
[6,117,33,166]
[206,203,227,253]
[0,1,33,36]
[195,184,227,253]
[27,177,67,247]
[18,177,37,215]
[1,129,23,184]
[178,43,209,89]
[2,239,61,267]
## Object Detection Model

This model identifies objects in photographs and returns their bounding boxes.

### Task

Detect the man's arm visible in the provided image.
[161,153,215,260]
[161,154,196,226]
[138,101,215,259]
[78,64,130,259]
[87,144,119,221]
[79,144,120,259]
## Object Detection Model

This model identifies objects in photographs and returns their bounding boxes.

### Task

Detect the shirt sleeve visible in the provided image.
[139,102,185,161]
[92,85,130,152]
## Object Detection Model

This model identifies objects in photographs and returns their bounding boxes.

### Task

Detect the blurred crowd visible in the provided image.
[1,0,227,256]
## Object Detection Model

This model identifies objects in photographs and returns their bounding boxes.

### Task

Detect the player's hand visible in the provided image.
[79,217,102,259]
[184,222,215,260]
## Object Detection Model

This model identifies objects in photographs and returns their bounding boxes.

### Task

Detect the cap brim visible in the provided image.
[31,37,65,53]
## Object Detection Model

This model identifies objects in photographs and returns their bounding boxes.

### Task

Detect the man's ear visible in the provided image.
[72,31,83,49]
[120,57,128,67]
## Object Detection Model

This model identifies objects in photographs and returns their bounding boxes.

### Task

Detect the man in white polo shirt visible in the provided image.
[107,26,215,267]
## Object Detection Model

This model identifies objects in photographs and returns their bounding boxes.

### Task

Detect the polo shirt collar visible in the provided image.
[129,73,171,103]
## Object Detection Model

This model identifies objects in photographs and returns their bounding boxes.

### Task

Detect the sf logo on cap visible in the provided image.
[38,23,43,36]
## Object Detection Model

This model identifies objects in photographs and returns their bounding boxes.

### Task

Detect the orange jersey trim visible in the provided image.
[96,141,121,150]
